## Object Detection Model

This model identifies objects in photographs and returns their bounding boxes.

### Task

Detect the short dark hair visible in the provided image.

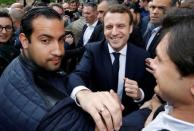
[20,7,62,42]
[161,7,194,76]
[104,4,133,25]
[83,2,97,11]
[0,10,13,27]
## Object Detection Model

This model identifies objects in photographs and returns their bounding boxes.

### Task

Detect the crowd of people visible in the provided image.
[0,0,194,131]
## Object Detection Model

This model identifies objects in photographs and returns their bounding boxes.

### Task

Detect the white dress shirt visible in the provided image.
[108,44,127,99]
[83,20,98,45]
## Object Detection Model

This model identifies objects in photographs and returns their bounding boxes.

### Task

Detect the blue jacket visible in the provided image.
[0,55,96,131]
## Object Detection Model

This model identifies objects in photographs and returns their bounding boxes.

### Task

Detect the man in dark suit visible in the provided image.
[67,4,155,131]
[144,0,175,58]
[64,2,104,65]
[77,2,104,48]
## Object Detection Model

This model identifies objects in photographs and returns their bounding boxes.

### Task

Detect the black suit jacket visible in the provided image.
[147,27,163,58]
[67,40,155,115]
[77,20,104,47]
[64,21,104,65]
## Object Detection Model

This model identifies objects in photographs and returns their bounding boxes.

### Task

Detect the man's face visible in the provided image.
[97,1,108,22]
[149,34,191,104]
[0,17,13,43]
[70,2,77,11]
[150,0,171,24]
[104,12,132,52]
[63,3,70,11]
[21,16,65,71]
[83,6,97,24]
[139,0,147,8]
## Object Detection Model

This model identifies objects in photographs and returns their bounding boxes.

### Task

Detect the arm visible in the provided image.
[67,47,123,131]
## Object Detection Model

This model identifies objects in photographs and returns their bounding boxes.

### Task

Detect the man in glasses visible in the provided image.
[0,10,19,75]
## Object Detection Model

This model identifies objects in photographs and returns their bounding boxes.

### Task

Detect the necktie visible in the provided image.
[112,52,120,92]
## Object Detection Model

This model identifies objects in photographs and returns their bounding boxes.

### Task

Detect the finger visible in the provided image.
[146,67,154,74]
[125,87,140,99]
[101,92,122,131]
[145,58,153,64]
[124,78,137,85]
[99,106,113,131]
[110,90,125,111]
[126,92,138,98]
[88,107,107,131]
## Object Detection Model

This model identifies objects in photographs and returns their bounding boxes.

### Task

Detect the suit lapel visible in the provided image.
[88,21,102,42]
[101,41,114,90]
[125,43,135,79]
[122,43,135,102]
[148,31,160,52]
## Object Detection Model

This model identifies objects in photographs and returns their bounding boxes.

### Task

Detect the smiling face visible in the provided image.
[20,16,65,71]
[150,33,193,104]
[0,17,13,43]
[104,12,132,52]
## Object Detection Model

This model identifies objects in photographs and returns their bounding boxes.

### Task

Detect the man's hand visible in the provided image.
[65,34,74,45]
[124,78,142,100]
[145,58,154,74]
[76,89,123,131]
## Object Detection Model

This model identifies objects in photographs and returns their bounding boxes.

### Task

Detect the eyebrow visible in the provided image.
[39,34,66,40]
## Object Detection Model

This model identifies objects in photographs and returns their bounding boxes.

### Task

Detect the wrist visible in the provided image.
[76,89,92,105]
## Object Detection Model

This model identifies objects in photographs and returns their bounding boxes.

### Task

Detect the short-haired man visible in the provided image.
[0,7,94,131]
[77,2,103,47]
[68,4,155,131]
[143,7,194,130]
[144,0,175,58]
[97,0,118,22]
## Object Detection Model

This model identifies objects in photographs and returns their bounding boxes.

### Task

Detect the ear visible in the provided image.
[19,33,29,49]
[129,24,133,34]
[191,85,194,96]
[190,76,194,96]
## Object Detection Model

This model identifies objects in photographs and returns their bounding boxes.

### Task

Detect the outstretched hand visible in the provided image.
[76,89,123,131]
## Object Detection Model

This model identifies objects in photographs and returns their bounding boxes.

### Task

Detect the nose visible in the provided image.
[111,26,118,36]
[153,7,160,14]
[1,28,7,33]
[52,41,64,56]
[97,13,103,20]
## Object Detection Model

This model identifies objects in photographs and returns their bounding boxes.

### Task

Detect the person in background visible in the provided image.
[0,10,19,75]
[143,7,194,130]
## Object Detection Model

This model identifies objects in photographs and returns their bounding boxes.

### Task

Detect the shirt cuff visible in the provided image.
[134,88,145,103]
[70,86,90,106]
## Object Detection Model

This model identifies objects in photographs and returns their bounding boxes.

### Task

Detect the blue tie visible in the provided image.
[112,52,120,92]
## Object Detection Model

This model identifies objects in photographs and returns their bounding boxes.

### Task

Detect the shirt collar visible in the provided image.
[108,43,127,56]
[86,20,98,27]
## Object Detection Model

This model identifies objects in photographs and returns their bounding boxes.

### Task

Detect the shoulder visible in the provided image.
[128,43,150,58]
[85,40,106,51]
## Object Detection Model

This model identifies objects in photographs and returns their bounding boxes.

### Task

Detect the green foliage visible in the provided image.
[0,0,16,5]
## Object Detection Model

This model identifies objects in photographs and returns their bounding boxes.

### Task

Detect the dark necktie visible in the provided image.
[112,52,120,92]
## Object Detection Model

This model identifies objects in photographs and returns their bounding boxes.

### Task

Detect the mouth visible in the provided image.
[50,58,61,65]
[151,16,159,20]
[110,37,121,41]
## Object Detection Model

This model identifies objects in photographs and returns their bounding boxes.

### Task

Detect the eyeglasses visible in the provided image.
[0,25,13,32]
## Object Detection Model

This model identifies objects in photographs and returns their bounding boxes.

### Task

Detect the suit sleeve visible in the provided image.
[67,46,93,95]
